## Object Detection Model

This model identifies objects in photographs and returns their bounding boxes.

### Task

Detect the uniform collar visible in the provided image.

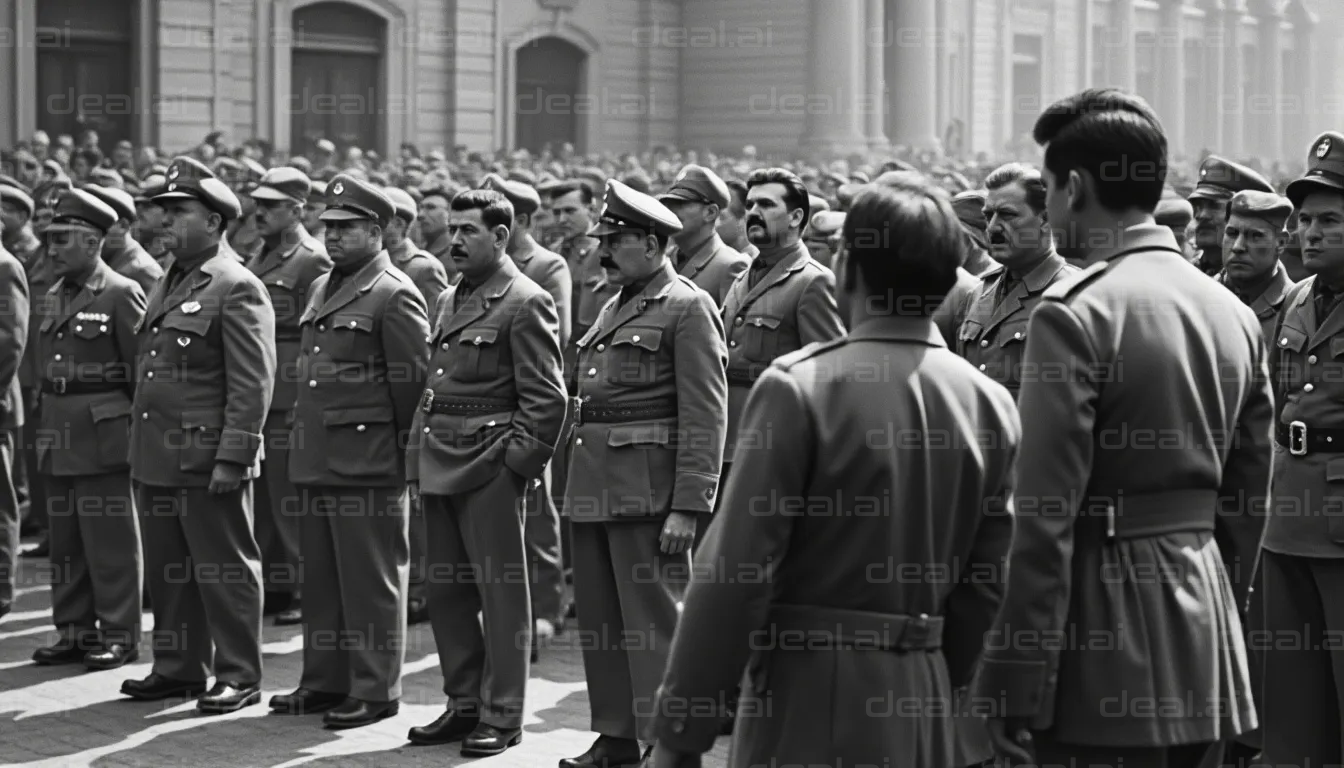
[1089,224,1182,264]
[846,315,945,348]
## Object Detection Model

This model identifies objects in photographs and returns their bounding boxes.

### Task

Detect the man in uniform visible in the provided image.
[83,185,163,296]
[559,180,727,768]
[134,174,171,266]
[1156,188,1195,259]
[418,183,458,284]
[550,182,612,356]
[1,184,42,263]
[803,210,844,271]
[0,183,28,619]
[648,170,1020,768]
[304,179,328,242]
[121,156,277,714]
[658,165,749,306]
[4,183,44,553]
[718,179,758,260]
[28,190,144,670]
[1260,131,1344,767]
[1188,155,1273,278]
[954,163,1075,399]
[950,189,997,276]
[268,175,428,728]
[406,189,566,756]
[974,89,1270,767]
[246,166,332,626]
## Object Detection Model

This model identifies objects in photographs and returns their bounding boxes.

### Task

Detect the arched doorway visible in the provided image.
[36,0,135,146]
[515,37,586,154]
[290,1,385,154]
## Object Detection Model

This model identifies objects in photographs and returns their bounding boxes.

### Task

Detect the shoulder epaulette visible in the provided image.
[774,336,849,371]
[1042,259,1110,302]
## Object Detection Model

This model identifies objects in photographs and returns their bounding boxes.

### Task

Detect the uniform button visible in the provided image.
[147,372,154,379]
[978,364,987,372]
[632,335,641,343]
[442,342,450,350]
[313,346,321,354]
[474,335,482,344]
[1014,332,1023,339]
[356,425,366,432]
[349,320,358,328]
[75,325,83,333]
[150,350,157,357]
[56,333,63,339]
[100,325,107,333]
[308,380,317,388]
[729,340,737,348]
[576,437,584,445]
[588,368,597,377]
[153,327,159,334]
[53,354,61,361]
[423,426,431,434]
[734,317,743,326]
[1309,355,1318,364]
[1305,383,1315,393]
[487,420,497,427]
[597,344,605,352]
[1280,337,1288,346]
[980,339,989,348]
[141,412,149,420]
[318,324,326,332]
[436,368,444,375]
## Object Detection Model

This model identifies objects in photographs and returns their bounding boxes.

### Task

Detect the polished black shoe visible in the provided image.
[408,710,480,745]
[462,723,522,756]
[559,735,644,768]
[274,607,302,626]
[85,644,139,670]
[33,636,89,665]
[407,597,430,625]
[197,681,261,714]
[269,687,346,715]
[121,673,208,701]
[323,697,399,729]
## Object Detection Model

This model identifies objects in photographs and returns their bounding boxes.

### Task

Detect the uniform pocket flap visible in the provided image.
[89,400,132,423]
[181,410,224,429]
[323,406,395,426]
[263,274,293,289]
[459,327,501,346]
[611,327,663,351]
[1327,458,1344,482]
[745,314,783,331]
[162,313,212,335]
[607,423,671,447]
[331,313,375,332]
[73,321,108,339]
[1277,326,1308,353]
[1332,337,1344,359]
[462,412,512,432]
[998,324,1028,347]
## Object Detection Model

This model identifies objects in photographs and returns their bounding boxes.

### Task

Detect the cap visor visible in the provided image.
[1287,176,1344,206]
[657,188,702,204]
[249,186,300,203]
[151,190,197,203]
[45,221,100,233]
[588,221,624,236]
[1187,185,1232,203]
[319,207,371,222]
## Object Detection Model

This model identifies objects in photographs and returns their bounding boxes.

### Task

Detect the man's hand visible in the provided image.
[659,511,697,555]
[208,462,246,494]
[985,717,1035,766]
[651,742,701,768]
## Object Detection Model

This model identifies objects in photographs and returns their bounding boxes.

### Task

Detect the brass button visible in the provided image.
[1305,383,1316,393]
[313,346,321,353]
[588,367,597,376]
[100,325,107,333]
[734,317,743,326]
[1309,355,1318,364]
[442,342,450,350]
[141,412,149,420]
[75,325,83,332]
[1280,337,1288,346]
[356,425,366,432]
[53,354,61,361]
[978,364,986,372]
[632,335,641,343]
[474,335,483,344]
[436,368,444,375]
[349,320,358,328]
[487,420,496,427]
[729,340,737,348]
[152,327,159,334]
[1014,331,1022,339]
[56,333,63,339]
[318,324,326,332]
[308,380,317,388]
[147,371,154,379]
[423,426,431,433]
[980,339,989,348]
[150,350,157,357]
[576,437,584,445]
[597,344,605,352]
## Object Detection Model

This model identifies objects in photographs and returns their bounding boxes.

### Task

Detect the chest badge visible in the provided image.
[178,337,191,347]
[181,301,202,314]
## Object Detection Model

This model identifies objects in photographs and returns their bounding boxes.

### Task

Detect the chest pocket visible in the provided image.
[458,326,504,381]
[325,312,375,361]
[72,320,111,341]
[608,326,663,386]
[997,322,1028,348]
[741,313,786,362]
[160,313,213,364]
[263,273,306,327]
[957,320,983,353]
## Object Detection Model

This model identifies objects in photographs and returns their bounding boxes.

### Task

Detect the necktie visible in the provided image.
[1317,285,1339,323]
[996,275,1019,305]
[748,259,771,290]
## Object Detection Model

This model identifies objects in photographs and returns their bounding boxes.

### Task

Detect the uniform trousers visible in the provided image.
[572,519,688,743]
[525,462,566,624]
[1031,737,1224,768]
[19,390,46,533]
[46,472,142,646]
[297,486,409,703]
[136,482,263,684]
[1260,550,1344,765]
[0,430,17,612]
[254,410,302,597]
[423,467,531,729]
[407,494,428,607]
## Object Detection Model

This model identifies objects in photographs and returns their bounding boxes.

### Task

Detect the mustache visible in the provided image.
[989,232,1008,245]
[450,247,469,258]
[599,257,617,269]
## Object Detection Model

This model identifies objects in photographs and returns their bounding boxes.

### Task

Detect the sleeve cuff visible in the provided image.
[504,430,554,481]
[215,427,263,467]
[650,688,722,754]
[971,655,1050,718]
[671,471,719,514]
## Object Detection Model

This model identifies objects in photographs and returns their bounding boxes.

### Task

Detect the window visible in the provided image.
[36,0,135,146]
[290,1,386,154]
[1012,34,1044,141]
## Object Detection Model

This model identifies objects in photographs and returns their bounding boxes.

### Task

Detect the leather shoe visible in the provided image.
[33,635,89,665]
[121,673,208,701]
[559,735,644,768]
[408,710,480,745]
[462,723,522,756]
[197,681,261,714]
[269,688,346,715]
[85,644,139,670]
[323,698,399,729]
[274,607,302,626]
[22,540,49,558]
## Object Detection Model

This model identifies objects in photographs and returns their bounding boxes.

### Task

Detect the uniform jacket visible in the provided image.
[104,239,164,297]
[386,238,450,318]
[160,236,246,273]
[559,235,616,351]
[0,246,29,428]
[954,252,1076,397]
[407,257,566,496]
[669,230,749,308]
[288,251,429,489]
[973,225,1271,747]
[246,225,331,413]
[5,228,42,266]
[1217,261,1295,346]
[20,247,53,392]
[129,244,277,487]
[651,317,1021,767]
[511,236,573,349]
[35,259,144,476]
[720,242,844,460]
[424,230,459,285]
[933,267,982,346]
[566,261,728,521]
[1265,274,1344,558]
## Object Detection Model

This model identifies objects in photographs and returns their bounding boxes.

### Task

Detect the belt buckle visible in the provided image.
[421,389,434,413]
[52,378,66,395]
[572,397,584,427]
[1290,420,1309,456]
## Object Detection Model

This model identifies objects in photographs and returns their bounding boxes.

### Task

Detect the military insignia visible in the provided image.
[1200,169,1208,177]
[675,167,689,183]
[178,337,191,347]
[167,183,177,192]
[1319,137,1332,159]
[332,181,344,195]
[181,301,202,314]
[168,166,180,179]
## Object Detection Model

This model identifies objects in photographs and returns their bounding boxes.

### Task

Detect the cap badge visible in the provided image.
[178,337,191,348]
[181,301,202,314]
[168,166,180,179]
[1200,169,1208,177]
[1318,138,1332,160]
[167,183,177,192]
[332,182,345,195]
[674,167,689,182]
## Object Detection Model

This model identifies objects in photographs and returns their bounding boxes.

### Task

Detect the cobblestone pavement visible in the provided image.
[0,540,732,767]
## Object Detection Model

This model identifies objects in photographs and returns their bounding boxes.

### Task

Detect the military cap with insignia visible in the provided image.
[153,155,243,221]
[1154,187,1194,231]
[309,178,328,201]
[136,173,168,204]
[808,210,846,237]
[479,174,541,216]
[241,157,267,184]
[89,166,126,190]
[381,187,419,222]
[46,188,119,234]
[320,174,395,227]
[589,178,683,238]
[658,164,730,209]
[250,167,311,204]
[1287,132,1344,208]
[83,185,136,222]
[1227,189,1293,230]
[1188,154,1274,202]
[0,184,35,217]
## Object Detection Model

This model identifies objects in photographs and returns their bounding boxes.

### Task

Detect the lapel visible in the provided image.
[315,251,392,320]
[1250,262,1293,319]
[51,261,111,328]
[249,226,308,278]
[741,242,810,308]
[147,249,221,324]
[438,258,520,338]
[675,232,720,279]
[1308,282,1344,352]
[589,262,676,341]
[982,253,1068,335]
[1285,275,1316,338]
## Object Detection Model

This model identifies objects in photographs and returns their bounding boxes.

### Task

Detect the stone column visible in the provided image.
[1113,0,1138,91]
[1221,0,1245,156]
[1155,0,1186,152]
[1251,0,1284,161]
[802,0,868,156]
[885,0,942,153]
[864,0,890,151]
[1286,0,1316,162]
[1079,0,1095,94]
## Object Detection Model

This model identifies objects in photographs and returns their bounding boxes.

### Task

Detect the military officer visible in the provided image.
[381,186,451,317]
[0,185,28,619]
[406,189,566,756]
[950,189,998,276]
[121,156,277,714]
[134,174,171,265]
[1156,188,1195,260]
[1260,131,1344,767]
[550,181,613,364]
[1188,155,1274,278]
[658,165,749,305]
[6,183,46,553]
[1,184,42,263]
[28,190,144,670]
[303,179,328,241]
[243,166,332,626]
[650,170,1020,768]
[83,185,163,296]
[418,183,458,284]
[955,163,1076,399]
[560,180,728,768]
[717,179,758,259]
[268,175,428,728]
[802,210,844,271]
[478,173,574,649]
[973,89,1269,767]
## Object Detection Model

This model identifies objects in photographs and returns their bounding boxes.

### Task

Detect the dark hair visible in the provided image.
[75,147,103,169]
[550,181,594,206]
[450,189,515,230]
[984,162,1048,214]
[1032,88,1167,213]
[725,179,749,216]
[842,179,960,314]
[745,167,810,231]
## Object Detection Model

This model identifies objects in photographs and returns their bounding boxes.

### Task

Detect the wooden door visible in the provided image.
[515,37,586,154]
[291,50,380,153]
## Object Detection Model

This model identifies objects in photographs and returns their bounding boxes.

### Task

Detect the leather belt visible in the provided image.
[1084,490,1218,540]
[1277,421,1344,456]
[573,397,677,425]
[421,392,514,415]
[40,378,126,396]
[765,604,943,652]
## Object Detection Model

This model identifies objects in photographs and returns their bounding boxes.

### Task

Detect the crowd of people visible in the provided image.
[0,86,1339,768]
